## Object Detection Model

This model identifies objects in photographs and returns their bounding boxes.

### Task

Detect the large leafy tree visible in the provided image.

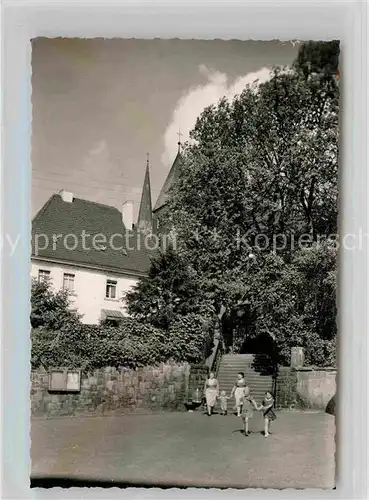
[164,41,338,306]
[168,63,338,256]
[130,41,339,365]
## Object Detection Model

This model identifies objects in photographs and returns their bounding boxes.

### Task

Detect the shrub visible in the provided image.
[31,314,214,372]
[31,278,81,330]
[164,314,214,364]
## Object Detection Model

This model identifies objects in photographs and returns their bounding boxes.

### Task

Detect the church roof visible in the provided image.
[153,151,182,212]
[31,194,154,276]
[137,159,153,231]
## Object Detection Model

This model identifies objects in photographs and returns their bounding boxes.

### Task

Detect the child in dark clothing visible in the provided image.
[257,391,277,437]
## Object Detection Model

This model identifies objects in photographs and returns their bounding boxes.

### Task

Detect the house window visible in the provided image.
[63,273,75,292]
[38,269,51,282]
[106,279,117,299]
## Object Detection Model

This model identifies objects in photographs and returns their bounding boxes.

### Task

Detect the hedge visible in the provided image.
[31,314,214,372]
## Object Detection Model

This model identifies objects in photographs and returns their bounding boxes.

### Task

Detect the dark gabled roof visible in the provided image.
[153,151,182,212]
[31,194,155,275]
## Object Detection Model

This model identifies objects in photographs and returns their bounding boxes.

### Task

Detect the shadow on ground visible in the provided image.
[30,477,241,489]
[31,476,336,490]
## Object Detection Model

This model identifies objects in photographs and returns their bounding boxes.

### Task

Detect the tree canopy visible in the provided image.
[127,41,339,366]
[126,246,214,329]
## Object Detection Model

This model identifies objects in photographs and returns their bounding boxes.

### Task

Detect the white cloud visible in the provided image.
[89,139,107,156]
[162,66,273,165]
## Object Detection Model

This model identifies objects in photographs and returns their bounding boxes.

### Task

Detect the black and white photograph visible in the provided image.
[29,37,339,489]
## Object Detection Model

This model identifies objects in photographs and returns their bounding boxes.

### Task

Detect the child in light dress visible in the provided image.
[230,372,247,417]
[241,387,258,436]
[217,390,230,415]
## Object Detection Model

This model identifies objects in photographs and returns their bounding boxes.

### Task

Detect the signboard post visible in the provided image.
[49,369,81,392]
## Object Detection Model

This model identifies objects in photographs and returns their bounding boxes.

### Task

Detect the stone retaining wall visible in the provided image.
[31,362,204,417]
[295,368,336,409]
[276,367,337,410]
[275,367,298,408]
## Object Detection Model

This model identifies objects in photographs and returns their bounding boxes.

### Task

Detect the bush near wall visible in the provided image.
[31,314,213,372]
[275,367,298,409]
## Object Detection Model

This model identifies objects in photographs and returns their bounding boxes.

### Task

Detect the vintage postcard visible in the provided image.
[30,38,338,489]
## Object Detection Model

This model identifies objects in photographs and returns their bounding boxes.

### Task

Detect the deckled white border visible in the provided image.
[0,0,367,498]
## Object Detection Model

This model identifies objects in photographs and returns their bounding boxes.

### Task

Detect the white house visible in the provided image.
[31,151,182,325]
[30,259,139,324]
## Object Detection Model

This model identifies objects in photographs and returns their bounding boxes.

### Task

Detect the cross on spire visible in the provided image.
[177,129,183,152]
[146,152,150,167]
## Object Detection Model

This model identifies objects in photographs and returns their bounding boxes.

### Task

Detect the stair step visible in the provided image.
[221,355,270,359]
[216,353,275,401]
[222,354,255,357]
[218,377,273,380]
[218,381,273,384]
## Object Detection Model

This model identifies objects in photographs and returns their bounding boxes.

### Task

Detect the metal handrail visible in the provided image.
[205,329,225,376]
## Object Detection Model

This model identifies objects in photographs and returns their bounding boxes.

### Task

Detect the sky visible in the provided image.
[31,38,298,219]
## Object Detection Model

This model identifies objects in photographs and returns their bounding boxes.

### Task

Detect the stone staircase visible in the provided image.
[216,354,275,408]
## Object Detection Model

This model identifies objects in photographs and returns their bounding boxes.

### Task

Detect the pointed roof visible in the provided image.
[153,151,182,212]
[137,156,153,232]
[31,194,155,275]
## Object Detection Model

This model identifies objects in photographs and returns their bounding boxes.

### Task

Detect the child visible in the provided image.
[257,391,277,437]
[217,390,230,415]
[241,387,258,436]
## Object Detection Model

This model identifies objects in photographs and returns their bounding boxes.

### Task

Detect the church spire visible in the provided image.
[153,138,183,214]
[137,153,153,235]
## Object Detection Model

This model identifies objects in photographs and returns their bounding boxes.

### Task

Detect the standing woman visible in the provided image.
[231,372,247,417]
[204,372,219,416]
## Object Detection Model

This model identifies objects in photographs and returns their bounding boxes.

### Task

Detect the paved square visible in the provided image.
[31,410,335,489]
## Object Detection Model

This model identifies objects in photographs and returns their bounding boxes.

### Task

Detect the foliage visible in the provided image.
[126,246,215,328]
[247,241,337,366]
[31,314,213,371]
[31,323,89,370]
[158,44,338,320]
[157,41,338,366]
[30,278,82,330]
[164,313,214,363]
[168,65,338,262]
[31,277,213,370]
[294,40,340,77]
[58,41,338,368]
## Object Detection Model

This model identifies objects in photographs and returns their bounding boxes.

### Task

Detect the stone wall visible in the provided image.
[275,367,298,409]
[295,368,336,409]
[188,364,208,395]
[31,362,199,417]
[276,367,337,410]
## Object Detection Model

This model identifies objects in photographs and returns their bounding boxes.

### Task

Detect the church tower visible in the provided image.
[153,138,183,233]
[137,153,153,236]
